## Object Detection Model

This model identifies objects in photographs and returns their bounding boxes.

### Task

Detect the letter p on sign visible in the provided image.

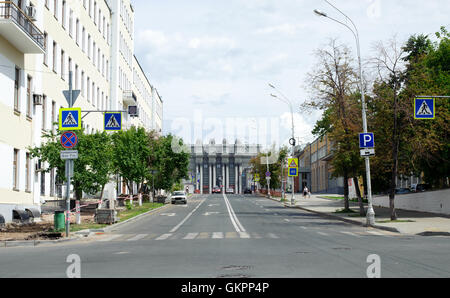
[359,133,375,148]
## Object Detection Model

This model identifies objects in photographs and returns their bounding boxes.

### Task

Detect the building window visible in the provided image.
[13,149,19,190]
[42,95,47,130]
[43,32,48,66]
[62,1,66,29]
[69,9,73,36]
[52,100,56,132]
[61,50,65,80]
[14,67,20,112]
[41,170,46,196]
[25,153,31,192]
[53,42,57,73]
[26,75,32,119]
[54,0,58,20]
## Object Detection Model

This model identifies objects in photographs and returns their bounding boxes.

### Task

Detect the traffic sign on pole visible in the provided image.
[104,112,122,131]
[60,132,78,149]
[359,133,375,148]
[414,97,435,119]
[59,108,81,131]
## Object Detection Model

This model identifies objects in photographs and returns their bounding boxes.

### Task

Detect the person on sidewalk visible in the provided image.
[303,186,309,199]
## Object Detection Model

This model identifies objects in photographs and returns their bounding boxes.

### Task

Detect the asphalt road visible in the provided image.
[0,194,449,278]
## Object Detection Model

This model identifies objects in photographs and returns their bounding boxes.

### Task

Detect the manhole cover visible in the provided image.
[221,265,253,271]
[217,274,250,278]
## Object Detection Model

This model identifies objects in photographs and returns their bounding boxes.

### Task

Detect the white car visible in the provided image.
[225,188,234,194]
[171,191,187,204]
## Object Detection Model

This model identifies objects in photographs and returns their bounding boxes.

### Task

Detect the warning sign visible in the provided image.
[288,158,298,168]
[59,108,81,131]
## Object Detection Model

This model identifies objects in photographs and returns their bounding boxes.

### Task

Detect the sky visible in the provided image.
[132,0,449,149]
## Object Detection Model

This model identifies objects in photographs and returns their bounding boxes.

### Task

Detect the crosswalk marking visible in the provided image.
[126,234,148,241]
[197,232,210,239]
[155,233,172,240]
[225,232,238,239]
[366,230,384,236]
[183,233,199,240]
[95,231,282,242]
[340,231,361,238]
[212,232,224,239]
[99,234,123,242]
[239,232,251,238]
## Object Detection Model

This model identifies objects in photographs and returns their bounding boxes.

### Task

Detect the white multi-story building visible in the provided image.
[0,0,162,223]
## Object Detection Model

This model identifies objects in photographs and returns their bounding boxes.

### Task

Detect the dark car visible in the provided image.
[395,188,410,194]
[414,184,431,192]
[212,187,221,194]
[243,188,252,194]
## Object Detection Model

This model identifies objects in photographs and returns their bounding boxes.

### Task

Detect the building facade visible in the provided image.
[293,134,345,194]
[187,140,262,194]
[0,0,162,223]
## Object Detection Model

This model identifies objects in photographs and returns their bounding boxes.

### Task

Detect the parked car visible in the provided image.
[171,191,187,204]
[411,184,431,192]
[395,188,410,194]
[212,187,222,194]
[243,188,252,194]
[225,188,234,194]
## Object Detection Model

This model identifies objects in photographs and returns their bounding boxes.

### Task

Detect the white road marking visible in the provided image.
[170,198,206,233]
[223,194,246,233]
[155,233,173,240]
[317,231,329,236]
[160,213,176,217]
[239,232,251,239]
[126,234,148,241]
[99,234,123,242]
[183,233,199,240]
[212,232,224,239]
[267,233,279,239]
[284,219,290,222]
[367,230,384,236]
[203,212,220,216]
[340,231,361,238]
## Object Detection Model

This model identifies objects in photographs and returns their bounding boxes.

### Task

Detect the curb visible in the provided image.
[1,236,80,248]
[74,203,170,236]
[1,204,170,247]
[261,194,400,233]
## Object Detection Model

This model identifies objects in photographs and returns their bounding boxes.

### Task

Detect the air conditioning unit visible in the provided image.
[33,94,43,105]
[128,105,139,118]
[27,6,37,21]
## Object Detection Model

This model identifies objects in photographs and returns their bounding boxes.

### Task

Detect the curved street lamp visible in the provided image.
[314,0,376,226]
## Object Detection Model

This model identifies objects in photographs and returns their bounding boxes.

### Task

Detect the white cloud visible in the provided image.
[256,23,306,36]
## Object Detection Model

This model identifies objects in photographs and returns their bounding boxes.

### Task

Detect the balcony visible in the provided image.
[0,2,45,54]
[122,90,136,106]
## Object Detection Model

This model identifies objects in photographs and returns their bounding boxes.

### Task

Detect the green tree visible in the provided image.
[29,129,114,201]
[111,126,152,196]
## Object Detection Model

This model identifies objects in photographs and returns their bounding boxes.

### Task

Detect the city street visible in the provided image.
[1,194,449,278]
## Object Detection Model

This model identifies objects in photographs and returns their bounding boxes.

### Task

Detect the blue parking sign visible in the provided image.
[359,133,375,148]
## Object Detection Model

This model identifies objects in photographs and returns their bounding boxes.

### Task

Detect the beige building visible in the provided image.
[0,0,162,223]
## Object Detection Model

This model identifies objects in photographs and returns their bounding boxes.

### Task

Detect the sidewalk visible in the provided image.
[263,193,450,236]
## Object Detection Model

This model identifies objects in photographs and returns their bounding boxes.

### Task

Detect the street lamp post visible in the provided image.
[269,84,296,206]
[314,1,376,226]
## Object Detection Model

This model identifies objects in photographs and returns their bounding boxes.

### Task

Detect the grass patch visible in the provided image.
[322,196,344,200]
[69,223,108,232]
[334,208,357,214]
[117,202,164,222]
[376,219,416,223]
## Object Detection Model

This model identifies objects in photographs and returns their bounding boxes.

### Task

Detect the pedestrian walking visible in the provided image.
[303,186,309,199]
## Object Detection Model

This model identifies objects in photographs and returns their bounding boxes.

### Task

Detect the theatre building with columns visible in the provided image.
[186,140,262,194]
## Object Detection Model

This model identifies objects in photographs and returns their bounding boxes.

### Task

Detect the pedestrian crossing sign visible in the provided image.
[415,97,435,119]
[59,108,81,131]
[104,112,122,131]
